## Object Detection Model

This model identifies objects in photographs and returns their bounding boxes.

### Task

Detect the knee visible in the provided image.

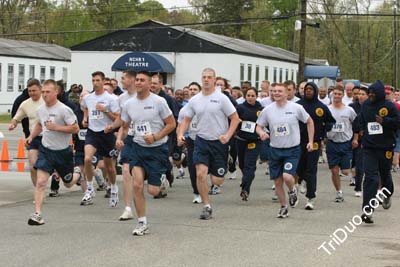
[84,156,93,166]
[133,180,143,192]
[36,179,47,190]
[148,187,160,196]
[211,176,224,186]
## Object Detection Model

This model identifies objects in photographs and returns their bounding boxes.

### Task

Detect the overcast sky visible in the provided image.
[149,0,190,9]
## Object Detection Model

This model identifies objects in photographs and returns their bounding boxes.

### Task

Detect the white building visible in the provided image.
[0,38,71,113]
[71,20,323,91]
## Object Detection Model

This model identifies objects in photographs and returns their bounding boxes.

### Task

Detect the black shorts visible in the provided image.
[85,129,116,158]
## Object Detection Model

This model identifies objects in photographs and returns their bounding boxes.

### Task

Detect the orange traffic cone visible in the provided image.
[1,140,10,171]
[15,138,26,172]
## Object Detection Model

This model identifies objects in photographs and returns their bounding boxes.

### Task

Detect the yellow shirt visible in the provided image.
[13,97,44,131]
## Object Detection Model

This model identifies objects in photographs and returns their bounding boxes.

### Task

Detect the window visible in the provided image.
[240,64,245,83]
[279,68,283,82]
[62,67,68,83]
[255,65,260,89]
[285,69,289,81]
[7,64,14,92]
[264,66,269,81]
[40,66,46,83]
[247,64,252,82]
[29,65,35,79]
[273,67,277,83]
[291,69,294,80]
[50,66,55,80]
[18,64,25,91]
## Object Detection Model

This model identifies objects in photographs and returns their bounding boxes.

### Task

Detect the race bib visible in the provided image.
[367,122,383,135]
[128,122,135,136]
[332,122,345,133]
[44,115,56,130]
[273,123,290,137]
[135,121,152,136]
[78,129,87,141]
[90,109,104,120]
[241,121,256,133]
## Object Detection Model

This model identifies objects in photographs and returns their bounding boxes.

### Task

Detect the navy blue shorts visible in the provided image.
[85,129,115,158]
[119,135,134,165]
[259,139,271,161]
[28,136,42,150]
[269,146,301,180]
[326,140,352,169]
[34,145,74,183]
[74,151,84,166]
[130,142,169,187]
[193,136,228,178]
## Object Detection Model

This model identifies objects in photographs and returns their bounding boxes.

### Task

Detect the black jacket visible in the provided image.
[358,80,400,150]
[297,82,336,144]
[12,89,30,138]
[236,101,263,141]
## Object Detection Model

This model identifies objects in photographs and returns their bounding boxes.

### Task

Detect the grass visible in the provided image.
[0,113,11,123]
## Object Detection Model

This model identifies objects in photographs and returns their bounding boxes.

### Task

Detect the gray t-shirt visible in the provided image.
[256,101,309,148]
[184,90,236,141]
[119,92,136,136]
[81,91,120,132]
[178,105,198,140]
[260,97,273,107]
[37,101,77,150]
[327,105,357,142]
[121,93,172,147]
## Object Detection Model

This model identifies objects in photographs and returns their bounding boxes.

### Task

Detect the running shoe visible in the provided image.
[271,192,278,201]
[299,180,307,194]
[208,185,221,195]
[349,177,355,186]
[199,206,212,220]
[132,222,149,236]
[49,190,59,197]
[109,191,119,208]
[104,188,111,198]
[240,190,249,201]
[288,187,299,208]
[382,196,392,210]
[305,198,314,210]
[160,174,170,195]
[354,191,362,197]
[277,206,289,218]
[119,209,133,221]
[80,189,95,205]
[192,194,202,204]
[335,191,344,203]
[96,183,107,191]
[361,211,374,224]
[228,171,237,180]
[28,212,44,226]
[176,168,185,179]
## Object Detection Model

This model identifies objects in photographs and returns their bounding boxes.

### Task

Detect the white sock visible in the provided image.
[87,181,94,191]
[204,204,211,209]
[125,206,132,212]
[138,216,147,224]
[111,184,118,193]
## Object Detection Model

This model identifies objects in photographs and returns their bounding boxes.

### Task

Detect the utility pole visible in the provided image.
[298,0,307,83]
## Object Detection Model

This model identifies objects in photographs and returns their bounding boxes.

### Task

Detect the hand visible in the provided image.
[352,139,359,149]
[104,124,113,133]
[219,134,230,144]
[25,136,32,147]
[306,142,313,152]
[259,131,270,141]
[143,134,155,145]
[8,123,16,131]
[45,121,57,131]
[375,115,383,124]
[116,139,124,150]
[95,103,106,112]
[177,135,185,146]
[82,119,88,128]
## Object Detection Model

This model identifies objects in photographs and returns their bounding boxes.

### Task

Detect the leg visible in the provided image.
[122,163,132,208]
[132,166,146,218]
[274,176,286,206]
[84,145,96,183]
[330,166,341,191]
[241,142,260,194]
[196,164,210,205]
[28,149,39,186]
[34,170,51,214]
[305,148,319,199]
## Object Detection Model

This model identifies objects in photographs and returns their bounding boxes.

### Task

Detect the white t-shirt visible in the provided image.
[318,96,330,105]
[37,101,77,150]
[81,91,120,132]
[260,97,273,107]
[178,105,198,140]
[289,96,300,102]
[342,95,353,106]
[327,105,357,142]
[256,101,309,148]
[236,97,245,104]
[184,90,236,141]
[121,93,172,147]
[119,92,136,136]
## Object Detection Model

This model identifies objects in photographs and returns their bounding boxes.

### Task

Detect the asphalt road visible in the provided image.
[0,124,399,267]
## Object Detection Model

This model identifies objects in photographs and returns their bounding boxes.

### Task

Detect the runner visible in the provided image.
[120,71,175,235]
[25,79,81,225]
[256,83,314,218]
[326,85,357,203]
[177,68,240,220]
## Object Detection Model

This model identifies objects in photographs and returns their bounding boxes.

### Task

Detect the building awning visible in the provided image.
[111,52,175,73]
[304,66,340,79]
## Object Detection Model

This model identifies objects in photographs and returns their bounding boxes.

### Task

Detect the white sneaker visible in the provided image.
[271,184,275,190]
[271,192,278,201]
[305,198,314,210]
[132,222,149,236]
[80,189,95,205]
[119,209,133,221]
[300,181,307,194]
[177,168,185,179]
[160,174,170,195]
[228,171,237,180]
[192,194,202,204]
[109,191,119,208]
[354,191,362,197]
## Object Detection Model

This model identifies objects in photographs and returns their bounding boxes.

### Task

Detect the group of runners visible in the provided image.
[8,67,399,235]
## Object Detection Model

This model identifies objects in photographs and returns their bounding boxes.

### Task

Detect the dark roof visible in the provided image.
[0,38,70,61]
[71,20,324,65]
